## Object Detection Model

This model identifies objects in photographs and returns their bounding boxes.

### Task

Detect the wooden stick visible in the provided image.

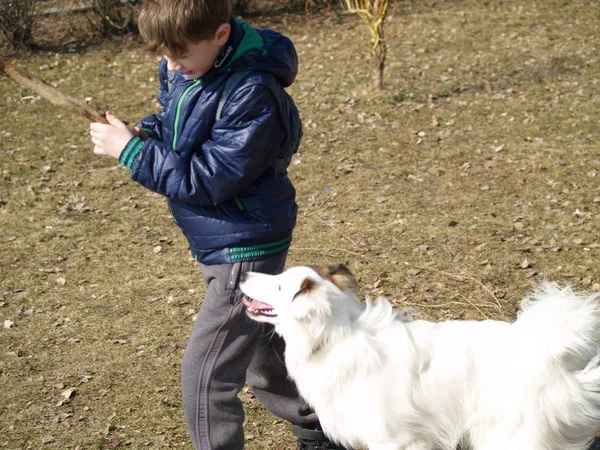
[0,58,108,124]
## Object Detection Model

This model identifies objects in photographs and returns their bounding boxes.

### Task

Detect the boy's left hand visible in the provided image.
[89,112,134,160]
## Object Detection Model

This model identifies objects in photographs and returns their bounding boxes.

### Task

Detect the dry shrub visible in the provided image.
[0,0,38,49]
[82,0,136,37]
[233,0,254,15]
[342,0,389,88]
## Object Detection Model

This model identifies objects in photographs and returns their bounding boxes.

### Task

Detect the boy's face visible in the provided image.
[164,23,230,79]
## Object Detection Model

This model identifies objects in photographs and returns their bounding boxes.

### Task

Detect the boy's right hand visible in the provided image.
[90,112,134,160]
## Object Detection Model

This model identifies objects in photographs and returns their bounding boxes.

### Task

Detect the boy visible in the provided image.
[89,0,347,449]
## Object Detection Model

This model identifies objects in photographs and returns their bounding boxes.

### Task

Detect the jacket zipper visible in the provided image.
[172,79,202,150]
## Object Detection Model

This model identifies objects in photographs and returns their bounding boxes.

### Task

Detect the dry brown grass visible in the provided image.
[1,0,600,447]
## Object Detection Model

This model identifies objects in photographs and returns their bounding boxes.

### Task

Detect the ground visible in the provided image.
[1,0,600,448]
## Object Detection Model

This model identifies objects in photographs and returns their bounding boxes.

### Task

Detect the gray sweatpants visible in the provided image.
[181,251,317,449]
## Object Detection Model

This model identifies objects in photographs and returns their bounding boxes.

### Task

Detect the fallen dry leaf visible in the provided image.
[63,388,75,398]
[520,258,533,269]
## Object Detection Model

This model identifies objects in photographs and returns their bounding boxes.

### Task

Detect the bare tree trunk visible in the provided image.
[374,56,385,90]
[373,3,386,89]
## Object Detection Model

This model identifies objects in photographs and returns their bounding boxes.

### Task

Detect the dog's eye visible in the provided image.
[278,285,281,291]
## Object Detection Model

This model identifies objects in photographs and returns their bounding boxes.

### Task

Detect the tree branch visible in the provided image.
[0,58,108,124]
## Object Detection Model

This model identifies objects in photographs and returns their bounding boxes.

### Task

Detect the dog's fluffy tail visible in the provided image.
[515,282,600,370]
[514,282,600,447]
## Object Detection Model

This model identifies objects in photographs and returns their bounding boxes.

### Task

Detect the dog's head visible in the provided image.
[240,265,362,342]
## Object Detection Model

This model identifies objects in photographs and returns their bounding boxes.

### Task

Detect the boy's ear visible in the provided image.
[215,23,231,46]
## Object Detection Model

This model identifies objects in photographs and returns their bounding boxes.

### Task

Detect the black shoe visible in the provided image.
[292,424,350,450]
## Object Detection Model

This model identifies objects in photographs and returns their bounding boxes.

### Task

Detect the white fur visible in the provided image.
[240,267,600,450]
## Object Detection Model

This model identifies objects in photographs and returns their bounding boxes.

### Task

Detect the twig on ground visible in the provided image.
[291,247,365,257]
[317,219,359,247]
[403,301,496,310]
[303,182,354,218]
[404,261,502,310]
[401,299,492,320]
[457,294,491,319]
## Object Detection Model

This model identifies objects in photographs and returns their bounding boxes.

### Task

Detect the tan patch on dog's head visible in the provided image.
[300,277,316,293]
[312,264,358,294]
[292,277,318,301]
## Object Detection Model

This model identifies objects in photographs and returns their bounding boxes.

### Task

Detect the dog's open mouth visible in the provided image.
[242,296,277,318]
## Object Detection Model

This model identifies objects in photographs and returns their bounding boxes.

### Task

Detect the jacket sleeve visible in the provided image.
[136,112,164,141]
[122,83,285,205]
[135,59,170,141]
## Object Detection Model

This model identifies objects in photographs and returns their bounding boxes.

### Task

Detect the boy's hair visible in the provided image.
[138,0,232,57]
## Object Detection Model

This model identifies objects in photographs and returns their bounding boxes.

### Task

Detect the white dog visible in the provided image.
[240,264,600,450]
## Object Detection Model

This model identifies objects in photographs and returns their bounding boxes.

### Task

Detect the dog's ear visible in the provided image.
[313,264,358,294]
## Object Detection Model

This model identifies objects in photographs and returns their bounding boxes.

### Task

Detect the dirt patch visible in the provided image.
[1,0,600,447]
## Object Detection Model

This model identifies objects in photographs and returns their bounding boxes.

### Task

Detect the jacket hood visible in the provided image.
[208,18,298,88]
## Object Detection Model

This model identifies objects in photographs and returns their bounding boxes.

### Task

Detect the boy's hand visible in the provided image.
[89,112,135,160]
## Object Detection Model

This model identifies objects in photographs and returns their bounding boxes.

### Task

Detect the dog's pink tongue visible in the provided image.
[242,296,272,311]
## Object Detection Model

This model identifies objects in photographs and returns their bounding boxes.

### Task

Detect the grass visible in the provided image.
[1,0,600,447]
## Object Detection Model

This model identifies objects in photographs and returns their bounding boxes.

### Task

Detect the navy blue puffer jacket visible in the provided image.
[118,18,301,264]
